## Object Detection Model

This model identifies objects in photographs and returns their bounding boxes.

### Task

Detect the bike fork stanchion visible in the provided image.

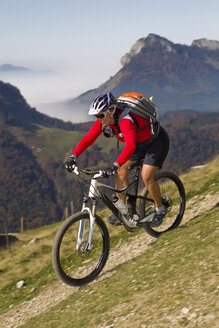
[76,177,100,252]
[77,207,96,251]
[77,218,85,250]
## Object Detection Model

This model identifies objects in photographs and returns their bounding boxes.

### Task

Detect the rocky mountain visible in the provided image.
[191,38,219,50]
[67,33,219,119]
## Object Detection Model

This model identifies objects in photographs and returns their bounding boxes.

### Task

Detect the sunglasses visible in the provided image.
[96,112,107,119]
[96,105,116,119]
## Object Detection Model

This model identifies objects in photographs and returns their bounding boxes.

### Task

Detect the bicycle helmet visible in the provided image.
[88,91,117,115]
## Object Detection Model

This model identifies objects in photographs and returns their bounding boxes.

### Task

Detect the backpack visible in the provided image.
[117,92,160,139]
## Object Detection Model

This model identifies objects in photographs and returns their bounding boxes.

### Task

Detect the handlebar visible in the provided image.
[73,167,104,178]
[80,168,102,175]
[70,159,143,177]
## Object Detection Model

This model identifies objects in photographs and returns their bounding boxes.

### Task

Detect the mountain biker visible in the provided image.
[65,91,169,227]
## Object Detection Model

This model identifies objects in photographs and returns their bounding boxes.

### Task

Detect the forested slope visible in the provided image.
[0,81,218,231]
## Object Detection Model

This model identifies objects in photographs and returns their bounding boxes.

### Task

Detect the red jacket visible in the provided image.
[73,112,151,166]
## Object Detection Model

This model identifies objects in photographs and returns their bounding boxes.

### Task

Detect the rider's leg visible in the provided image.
[141,164,166,227]
[115,160,135,203]
[105,160,135,225]
[141,164,162,208]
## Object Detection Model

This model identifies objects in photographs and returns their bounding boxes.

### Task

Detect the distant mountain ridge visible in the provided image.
[0,64,53,75]
[0,64,32,72]
[66,33,219,120]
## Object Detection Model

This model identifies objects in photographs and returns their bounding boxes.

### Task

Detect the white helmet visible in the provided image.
[88,91,117,115]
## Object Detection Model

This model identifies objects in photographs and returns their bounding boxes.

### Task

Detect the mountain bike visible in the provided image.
[52,160,186,286]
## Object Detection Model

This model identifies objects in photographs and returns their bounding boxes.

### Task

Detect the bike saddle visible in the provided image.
[128,158,144,170]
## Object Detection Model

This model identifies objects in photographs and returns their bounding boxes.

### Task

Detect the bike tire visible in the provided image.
[139,171,186,238]
[52,212,110,286]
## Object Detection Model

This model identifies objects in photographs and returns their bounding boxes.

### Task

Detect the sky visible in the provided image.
[0,0,219,112]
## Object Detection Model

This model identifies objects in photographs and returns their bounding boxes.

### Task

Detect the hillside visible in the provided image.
[0,127,61,229]
[161,110,219,173]
[0,81,120,231]
[0,81,81,232]
[66,34,219,119]
[0,81,218,232]
[0,156,218,328]
[0,81,77,131]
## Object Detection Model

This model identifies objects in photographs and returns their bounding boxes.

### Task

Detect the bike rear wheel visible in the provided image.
[52,212,110,286]
[139,171,186,238]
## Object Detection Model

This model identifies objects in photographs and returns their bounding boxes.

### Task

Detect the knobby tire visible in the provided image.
[52,212,110,286]
[139,171,186,238]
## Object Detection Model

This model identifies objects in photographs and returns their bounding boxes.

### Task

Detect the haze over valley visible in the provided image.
[1,34,219,124]
[0,61,119,123]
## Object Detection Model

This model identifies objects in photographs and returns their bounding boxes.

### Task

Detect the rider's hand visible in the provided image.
[102,162,120,178]
[65,155,77,172]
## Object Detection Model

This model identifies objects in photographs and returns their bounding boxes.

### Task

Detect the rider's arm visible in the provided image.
[72,120,102,157]
[114,118,137,166]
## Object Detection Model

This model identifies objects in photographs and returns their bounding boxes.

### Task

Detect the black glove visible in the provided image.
[65,155,77,172]
[102,163,120,178]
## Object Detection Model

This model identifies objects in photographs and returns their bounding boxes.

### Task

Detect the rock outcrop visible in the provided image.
[192,38,219,50]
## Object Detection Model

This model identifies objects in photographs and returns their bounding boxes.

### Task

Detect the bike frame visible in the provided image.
[76,163,151,250]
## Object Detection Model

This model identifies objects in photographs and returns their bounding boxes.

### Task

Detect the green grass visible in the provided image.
[0,215,140,314]
[0,264,56,314]
[180,156,219,201]
[0,156,218,327]
[20,205,219,328]
[9,124,120,166]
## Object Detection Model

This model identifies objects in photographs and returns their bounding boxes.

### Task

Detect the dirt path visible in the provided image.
[1,193,218,328]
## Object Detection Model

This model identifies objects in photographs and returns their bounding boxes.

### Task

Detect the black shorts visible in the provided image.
[129,126,169,169]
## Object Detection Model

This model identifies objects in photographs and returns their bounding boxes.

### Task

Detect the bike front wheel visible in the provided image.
[52,212,110,286]
[139,171,186,238]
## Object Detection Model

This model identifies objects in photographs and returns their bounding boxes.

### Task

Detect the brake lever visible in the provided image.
[73,166,80,175]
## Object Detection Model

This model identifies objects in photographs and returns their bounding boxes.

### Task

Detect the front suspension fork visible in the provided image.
[77,200,97,251]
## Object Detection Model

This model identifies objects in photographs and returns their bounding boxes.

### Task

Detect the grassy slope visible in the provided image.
[0,156,218,327]
[22,207,219,328]
[9,124,119,165]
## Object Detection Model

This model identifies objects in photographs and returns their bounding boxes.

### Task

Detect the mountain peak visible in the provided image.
[0,64,31,72]
[121,33,175,67]
[145,33,173,45]
[192,38,219,50]
[68,33,219,116]
[120,38,146,67]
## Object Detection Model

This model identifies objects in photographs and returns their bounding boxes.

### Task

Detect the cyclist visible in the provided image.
[65,91,169,227]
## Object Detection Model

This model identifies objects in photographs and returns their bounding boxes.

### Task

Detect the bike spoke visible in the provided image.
[139,171,185,237]
[59,219,104,279]
[154,177,181,232]
[52,213,109,286]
